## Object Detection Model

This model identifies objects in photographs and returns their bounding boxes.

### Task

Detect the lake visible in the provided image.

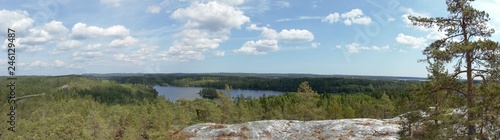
[153,86,285,101]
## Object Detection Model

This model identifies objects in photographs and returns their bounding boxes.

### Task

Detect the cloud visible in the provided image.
[278,29,314,43]
[278,16,323,22]
[395,33,427,49]
[147,5,161,14]
[388,17,395,22]
[473,0,500,23]
[26,60,69,68]
[311,42,320,48]
[54,60,66,67]
[170,1,250,32]
[214,0,245,5]
[21,28,51,45]
[371,45,390,51]
[214,51,225,56]
[72,44,103,61]
[344,17,371,25]
[345,43,364,53]
[26,45,45,52]
[164,1,250,61]
[322,13,340,23]
[234,40,279,55]
[6,20,68,53]
[341,9,371,25]
[0,10,34,32]
[101,0,122,7]
[426,29,447,40]
[341,9,363,18]
[109,36,139,48]
[471,0,500,38]
[401,14,431,31]
[165,29,226,59]
[114,45,159,65]
[247,24,315,42]
[237,24,316,55]
[19,21,68,46]
[400,7,448,48]
[246,24,261,30]
[50,40,84,54]
[400,8,434,31]
[342,43,390,54]
[73,51,103,61]
[43,20,69,36]
[401,7,428,18]
[260,27,279,40]
[81,43,102,51]
[323,8,371,25]
[29,60,50,67]
[71,22,130,40]
[274,1,290,8]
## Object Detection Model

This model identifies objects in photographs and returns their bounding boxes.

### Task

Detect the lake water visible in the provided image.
[153,86,285,101]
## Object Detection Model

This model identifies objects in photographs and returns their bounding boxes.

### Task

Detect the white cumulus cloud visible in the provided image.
[54,60,66,67]
[30,60,50,67]
[343,43,390,54]
[237,24,315,55]
[395,33,427,49]
[341,9,364,18]
[0,10,34,32]
[109,36,139,48]
[114,45,159,65]
[345,43,364,53]
[278,29,314,43]
[322,13,339,23]
[50,40,84,54]
[323,8,371,25]
[213,0,245,5]
[170,1,250,32]
[234,40,279,55]
[71,22,130,40]
[43,20,69,36]
[164,1,250,61]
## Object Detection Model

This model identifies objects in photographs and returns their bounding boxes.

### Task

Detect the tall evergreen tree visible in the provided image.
[219,84,235,123]
[294,81,320,120]
[409,0,500,138]
[379,93,394,118]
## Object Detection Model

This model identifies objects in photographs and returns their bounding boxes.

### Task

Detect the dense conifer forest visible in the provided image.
[0,75,417,139]
[1,0,499,139]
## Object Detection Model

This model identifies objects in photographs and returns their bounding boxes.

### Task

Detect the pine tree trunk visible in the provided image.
[466,51,476,137]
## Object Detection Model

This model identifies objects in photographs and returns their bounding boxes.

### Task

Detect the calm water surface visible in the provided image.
[153,86,285,101]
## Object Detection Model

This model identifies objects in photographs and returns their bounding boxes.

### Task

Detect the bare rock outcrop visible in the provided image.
[181,117,402,140]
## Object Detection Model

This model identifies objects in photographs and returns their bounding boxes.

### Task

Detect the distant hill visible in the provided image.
[83,72,428,81]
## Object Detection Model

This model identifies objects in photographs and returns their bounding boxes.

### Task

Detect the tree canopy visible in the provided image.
[407,0,500,138]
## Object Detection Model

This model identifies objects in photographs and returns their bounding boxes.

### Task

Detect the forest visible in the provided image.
[2,0,500,139]
[88,73,418,98]
[0,75,417,139]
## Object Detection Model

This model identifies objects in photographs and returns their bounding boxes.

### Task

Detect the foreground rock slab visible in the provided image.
[181,118,401,140]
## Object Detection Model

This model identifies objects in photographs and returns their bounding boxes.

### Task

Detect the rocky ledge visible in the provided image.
[181,117,402,140]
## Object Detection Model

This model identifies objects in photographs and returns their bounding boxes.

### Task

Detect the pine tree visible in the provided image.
[379,93,394,118]
[294,81,320,120]
[326,99,344,119]
[235,94,251,123]
[409,0,500,138]
[219,84,235,123]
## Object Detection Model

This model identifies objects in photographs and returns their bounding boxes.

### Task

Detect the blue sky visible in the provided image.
[0,0,499,77]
